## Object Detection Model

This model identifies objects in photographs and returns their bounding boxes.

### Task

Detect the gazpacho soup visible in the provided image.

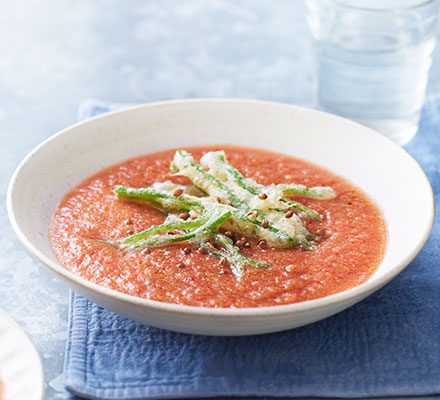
[50,146,386,308]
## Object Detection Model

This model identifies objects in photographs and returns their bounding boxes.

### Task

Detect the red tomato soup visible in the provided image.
[50,146,386,308]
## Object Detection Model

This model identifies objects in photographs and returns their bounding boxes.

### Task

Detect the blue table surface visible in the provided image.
[1,1,439,398]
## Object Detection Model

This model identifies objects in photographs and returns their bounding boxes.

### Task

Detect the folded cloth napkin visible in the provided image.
[65,98,440,400]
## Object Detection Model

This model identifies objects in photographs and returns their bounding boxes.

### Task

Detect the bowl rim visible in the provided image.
[0,310,45,400]
[7,98,436,317]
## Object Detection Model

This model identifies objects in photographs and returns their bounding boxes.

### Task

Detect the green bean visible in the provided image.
[200,233,270,279]
[231,211,298,247]
[110,150,336,279]
[114,185,302,248]
[115,186,204,212]
[114,217,208,246]
[122,208,232,250]
[278,184,336,200]
[202,151,258,195]
[195,152,313,246]
[171,150,247,209]
[201,151,321,222]
[278,199,322,221]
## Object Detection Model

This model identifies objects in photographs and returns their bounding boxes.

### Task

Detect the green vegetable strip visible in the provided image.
[114,217,208,245]
[121,208,232,250]
[171,150,247,209]
[202,151,321,221]
[200,233,270,279]
[196,151,312,246]
[115,194,314,248]
[278,184,336,200]
[110,150,337,278]
[173,151,312,248]
[278,199,322,221]
[115,185,204,212]
[200,242,246,279]
[114,185,299,247]
[231,211,297,247]
[210,151,258,195]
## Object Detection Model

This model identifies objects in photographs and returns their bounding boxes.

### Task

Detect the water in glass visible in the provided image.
[307,0,439,144]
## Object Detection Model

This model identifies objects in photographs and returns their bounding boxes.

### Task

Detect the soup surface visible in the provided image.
[50,146,386,307]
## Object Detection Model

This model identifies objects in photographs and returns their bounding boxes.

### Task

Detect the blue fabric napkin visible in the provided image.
[65,98,440,400]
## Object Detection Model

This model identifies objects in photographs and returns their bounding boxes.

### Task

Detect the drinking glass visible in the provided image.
[306,0,439,145]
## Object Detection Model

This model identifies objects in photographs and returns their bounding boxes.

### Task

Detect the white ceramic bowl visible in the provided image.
[0,311,44,400]
[7,99,434,336]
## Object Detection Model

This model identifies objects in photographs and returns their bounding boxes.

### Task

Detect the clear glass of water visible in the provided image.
[306,0,439,145]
